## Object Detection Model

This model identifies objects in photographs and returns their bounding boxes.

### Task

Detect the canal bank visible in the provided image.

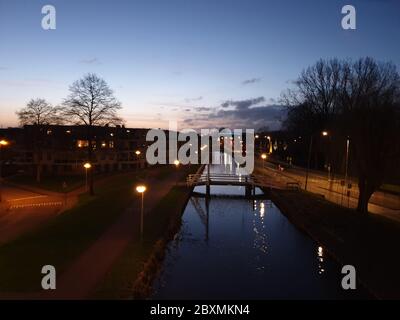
[94,164,201,299]
[266,188,400,299]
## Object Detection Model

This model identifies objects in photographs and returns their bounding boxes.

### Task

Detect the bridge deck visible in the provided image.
[186,173,279,189]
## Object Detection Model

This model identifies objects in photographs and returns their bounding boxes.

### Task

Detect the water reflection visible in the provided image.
[152,195,368,299]
[317,246,325,275]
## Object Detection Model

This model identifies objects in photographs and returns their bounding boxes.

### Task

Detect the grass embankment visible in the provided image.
[380,183,400,195]
[0,166,172,292]
[95,166,199,299]
[267,188,400,299]
[7,174,85,193]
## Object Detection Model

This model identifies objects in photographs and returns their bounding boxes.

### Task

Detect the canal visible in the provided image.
[152,154,369,299]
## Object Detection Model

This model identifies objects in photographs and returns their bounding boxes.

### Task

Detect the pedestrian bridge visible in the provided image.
[186,173,280,196]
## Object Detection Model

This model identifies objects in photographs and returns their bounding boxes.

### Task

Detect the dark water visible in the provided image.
[151,159,370,299]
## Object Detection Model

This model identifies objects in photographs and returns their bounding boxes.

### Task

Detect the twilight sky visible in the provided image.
[0,0,399,130]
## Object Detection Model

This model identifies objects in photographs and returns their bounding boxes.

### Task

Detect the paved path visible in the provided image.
[39,170,185,299]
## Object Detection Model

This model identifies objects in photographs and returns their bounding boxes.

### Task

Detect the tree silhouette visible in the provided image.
[16,98,61,182]
[61,73,122,195]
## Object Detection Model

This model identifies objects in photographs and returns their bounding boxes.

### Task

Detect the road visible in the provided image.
[0,184,72,244]
[258,159,400,222]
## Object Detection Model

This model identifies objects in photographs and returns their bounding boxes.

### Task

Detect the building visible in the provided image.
[0,125,150,176]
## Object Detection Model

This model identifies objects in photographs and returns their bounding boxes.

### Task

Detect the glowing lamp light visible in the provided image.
[136,185,146,193]
[261,154,267,160]
[0,140,9,146]
[135,150,141,156]
[174,160,180,166]
[318,246,323,257]
[322,131,329,137]
[83,163,92,169]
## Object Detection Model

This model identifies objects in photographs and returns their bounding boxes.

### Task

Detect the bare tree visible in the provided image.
[16,98,61,182]
[61,73,123,195]
[282,59,346,135]
[338,58,400,213]
[16,98,61,126]
[284,57,400,214]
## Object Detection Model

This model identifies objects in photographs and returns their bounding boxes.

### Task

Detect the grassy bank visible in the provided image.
[6,174,85,193]
[0,166,172,292]
[267,188,400,299]
[94,166,198,299]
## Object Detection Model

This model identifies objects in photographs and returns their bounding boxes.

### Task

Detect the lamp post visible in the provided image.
[83,162,92,192]
[267,136,272,154]
[0,139,9,203]
[261,153,267,169]
[305,131,328,191]
[135,150,141,169]
[136,185,146,242]
[341,138,350,206]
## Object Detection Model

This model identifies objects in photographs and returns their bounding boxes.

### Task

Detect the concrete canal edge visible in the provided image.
[130,184,194,299]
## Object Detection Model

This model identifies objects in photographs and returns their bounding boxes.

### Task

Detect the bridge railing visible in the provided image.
[187,173,256,186]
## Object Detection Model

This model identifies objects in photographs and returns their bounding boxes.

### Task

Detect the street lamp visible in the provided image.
[83,162,92,192]
[341,138,350,206]
[267,136,272,154]
[136,185,146,242]
[305,131,329,191]
[174,159,180,167]
[261,153,267,169]
[135,150,141,169]
[0,139,10,203]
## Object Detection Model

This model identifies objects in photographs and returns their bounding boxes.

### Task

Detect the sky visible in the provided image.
[0,0,399,130]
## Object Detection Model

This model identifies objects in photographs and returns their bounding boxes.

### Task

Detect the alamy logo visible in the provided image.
[41,265,56,290]
[341,5,356,30]
[341,265,356,290]
[41,5,56,30]
[146,121,255,174]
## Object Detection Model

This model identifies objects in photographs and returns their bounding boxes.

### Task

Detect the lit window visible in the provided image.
[77,140,89,148]
[109,141,114,148]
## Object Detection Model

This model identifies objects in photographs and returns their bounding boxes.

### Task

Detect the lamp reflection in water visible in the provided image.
[260,202,265,219]
[317,246,325,274]
[252,201,268,274]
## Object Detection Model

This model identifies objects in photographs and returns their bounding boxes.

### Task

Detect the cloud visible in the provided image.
[242,77,262,85]
[184,96,203,103]
[221,96,265,110]
[195,107,212,112]
[182,97,286,130]
[80,58,101,65]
